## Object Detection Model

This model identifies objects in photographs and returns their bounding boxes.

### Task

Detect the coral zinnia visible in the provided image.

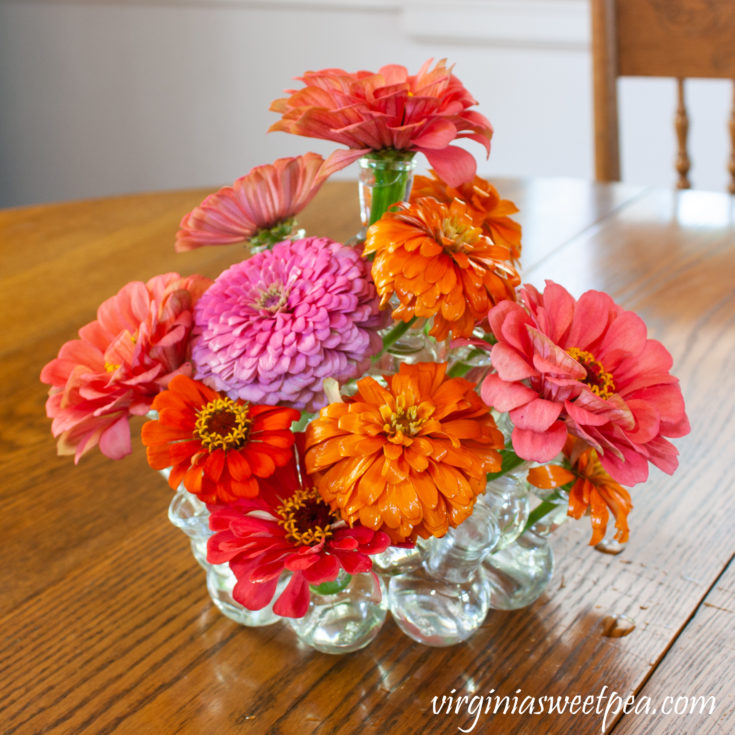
[304,362,504,543]
[364,197,520,341]
[142,374,299,504]
[528,437,633,545]
[191,236,385,412]
[410,170,522,260]
[207,455,390,617]
[269,59,493,187]
[175,153,335,252]
[481,281,690,485]
[41,272,212,462]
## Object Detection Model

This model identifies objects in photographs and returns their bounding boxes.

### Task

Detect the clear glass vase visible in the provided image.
[352,152,416,244]
[166,483,281,627]
[481,483,568,611]
[388,503,498,646]
[287,571,388,654]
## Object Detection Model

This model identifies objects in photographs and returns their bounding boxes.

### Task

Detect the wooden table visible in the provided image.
[1,179,733,734]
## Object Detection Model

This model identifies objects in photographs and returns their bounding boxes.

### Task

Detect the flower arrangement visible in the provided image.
[41,59,689,651]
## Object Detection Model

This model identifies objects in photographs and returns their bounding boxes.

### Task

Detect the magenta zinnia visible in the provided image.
[481,281,690,485]
[175,153,333,252]
[191,236,385,412]
[269,59,493,187]
[207,456,390,617]
[40,272,212,462]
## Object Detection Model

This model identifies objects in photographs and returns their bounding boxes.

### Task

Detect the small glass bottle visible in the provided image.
[167,481,281,627]
[476,474,530,552]
[205,564,282,627]
[287,571,388,654]
[388,504,499,646]
[357,153,416,235]
[482,491,567,610]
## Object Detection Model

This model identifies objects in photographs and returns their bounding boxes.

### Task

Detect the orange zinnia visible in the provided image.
[142,375,299,504]
[304,362,504,543]
[527,437,633,545]
[363,198,520,341]
[411,170,522,260]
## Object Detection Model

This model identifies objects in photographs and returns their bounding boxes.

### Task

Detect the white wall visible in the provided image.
[0,0,732,208]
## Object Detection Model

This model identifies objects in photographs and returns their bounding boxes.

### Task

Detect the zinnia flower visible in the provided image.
[411,170,522,260]
[207,454,390,617]
[41,273,212,462]
[304,362,504,543]
[269,59,493,187]
[481,281,690,485]
[191,236,385,412]
[364,197,520,341]
[175,153,335,252]
[142,374,299,503]
[527,436,632,545]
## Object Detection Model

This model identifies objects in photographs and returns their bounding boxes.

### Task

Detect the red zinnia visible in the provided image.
[207,454,390,618]
[142,375,299,503]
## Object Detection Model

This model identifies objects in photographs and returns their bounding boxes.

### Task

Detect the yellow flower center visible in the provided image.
[104,362,120,373]
[277,488,336,546]
[253,282,289,313]
[567,347,616,399]
[384,403,427,438]
[194,397,252,451]
[439,216,481,253]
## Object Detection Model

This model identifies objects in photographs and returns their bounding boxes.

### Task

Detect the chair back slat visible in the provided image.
[729,83,735,194]
[592,0,735,191]
[616,0,735,79]
[675,79,692,189]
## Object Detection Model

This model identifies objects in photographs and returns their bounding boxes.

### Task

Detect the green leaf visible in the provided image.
[486,449,525,482]
[311,574,352,596]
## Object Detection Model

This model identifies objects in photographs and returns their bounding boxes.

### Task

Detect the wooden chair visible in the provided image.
[591,0,735,192]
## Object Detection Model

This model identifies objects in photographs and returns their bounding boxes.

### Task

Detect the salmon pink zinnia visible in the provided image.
[269,59,493,187]
[40,273,212,462]
[481,281,690,485]
[175,153,334,252]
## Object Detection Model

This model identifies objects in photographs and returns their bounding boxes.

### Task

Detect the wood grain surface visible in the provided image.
[1,179,733,735]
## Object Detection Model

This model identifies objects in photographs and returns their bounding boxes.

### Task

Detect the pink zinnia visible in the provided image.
[175,153,336,252]
[481,281,689,485]
[41,273,212,462]
[269,59,493,187]
[191,236,385,412]
[207,453,390,618]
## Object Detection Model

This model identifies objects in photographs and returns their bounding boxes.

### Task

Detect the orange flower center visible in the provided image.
[277,488,336,546]
[194,397,252,451]
[567,348,616,399]
[253,283,289,313]
[384,403,427,439]
[576,447,610,483]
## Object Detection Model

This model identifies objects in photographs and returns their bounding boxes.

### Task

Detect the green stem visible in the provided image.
[364,152,416,226]
[486,449,526,483]
[447,348,487,378]
[373,317,418,360]
[522,489,569,534]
